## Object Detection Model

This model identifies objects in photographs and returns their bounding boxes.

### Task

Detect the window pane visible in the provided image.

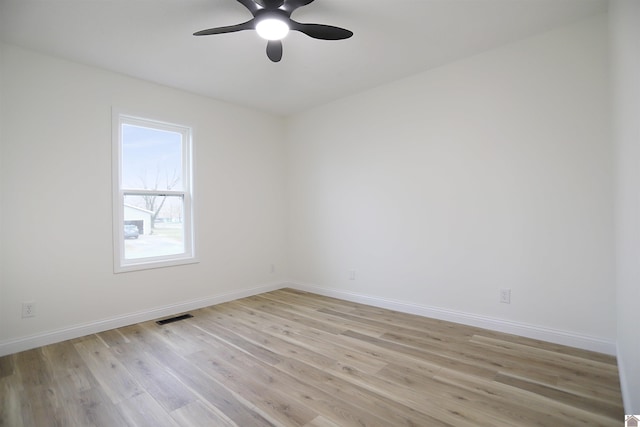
[122,124,183,191]
[123,194,185,260]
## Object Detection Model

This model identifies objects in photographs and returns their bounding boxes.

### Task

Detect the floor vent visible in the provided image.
[156,313,193,325]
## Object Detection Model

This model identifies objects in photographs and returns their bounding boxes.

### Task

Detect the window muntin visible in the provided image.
[113,113,195,272]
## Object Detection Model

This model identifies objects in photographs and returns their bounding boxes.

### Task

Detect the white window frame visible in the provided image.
[112,110,197,273]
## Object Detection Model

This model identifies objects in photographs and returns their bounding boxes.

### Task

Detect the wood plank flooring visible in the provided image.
[0,288,623,426]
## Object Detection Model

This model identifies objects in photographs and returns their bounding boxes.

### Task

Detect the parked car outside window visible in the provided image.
[124,224,139,239]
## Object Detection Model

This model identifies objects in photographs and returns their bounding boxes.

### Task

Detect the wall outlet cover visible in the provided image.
[500,289,511,304]
[22,302,36,318]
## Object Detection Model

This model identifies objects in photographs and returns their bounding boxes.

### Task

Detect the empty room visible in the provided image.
[1,0,639,425]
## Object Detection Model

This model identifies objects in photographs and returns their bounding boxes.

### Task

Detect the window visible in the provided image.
[113,112,195,272]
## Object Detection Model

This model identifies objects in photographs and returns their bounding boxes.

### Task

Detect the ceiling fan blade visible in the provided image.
[290,21,353,40]
[193,19,255,36]
[236,0,260,14]
[282,0,314,13]
[266,40,283,62]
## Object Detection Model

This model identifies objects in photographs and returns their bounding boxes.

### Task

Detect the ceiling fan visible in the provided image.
[194,0,353,62]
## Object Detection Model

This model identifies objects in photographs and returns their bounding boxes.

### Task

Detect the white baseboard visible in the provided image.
[288,283,617,355]
[0,282,286,357]
[1,281,617,357]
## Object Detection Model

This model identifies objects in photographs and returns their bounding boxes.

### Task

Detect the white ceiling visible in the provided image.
[0,0,607,116]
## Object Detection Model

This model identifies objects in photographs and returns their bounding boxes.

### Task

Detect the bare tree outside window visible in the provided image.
[137,167,180,232]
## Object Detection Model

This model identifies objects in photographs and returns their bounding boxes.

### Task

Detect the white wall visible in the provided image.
[0,44,4,335]
[0,43,288,353]
[287,15,615,351]
[610,0,640,414]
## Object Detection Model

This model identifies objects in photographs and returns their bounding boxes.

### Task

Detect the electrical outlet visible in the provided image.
[22,302,36,318]
[349,269,356,280]
[270,264,275,274]
[500,289,511,304]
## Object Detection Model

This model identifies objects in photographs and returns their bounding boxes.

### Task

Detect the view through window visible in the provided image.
[113,113,195,271]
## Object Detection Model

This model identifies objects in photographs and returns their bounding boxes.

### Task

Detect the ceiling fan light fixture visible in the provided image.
[256,18,290,40]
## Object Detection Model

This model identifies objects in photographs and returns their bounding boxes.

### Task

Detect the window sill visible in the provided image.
[114,256,200,273]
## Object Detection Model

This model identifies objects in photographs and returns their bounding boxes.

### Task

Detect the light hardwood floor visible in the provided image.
[0,288,623,426]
